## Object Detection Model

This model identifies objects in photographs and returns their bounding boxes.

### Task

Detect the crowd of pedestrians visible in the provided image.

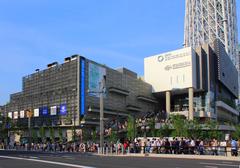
[0,137,239,157]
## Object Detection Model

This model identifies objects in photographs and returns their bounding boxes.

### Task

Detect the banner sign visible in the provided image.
[13,111,18,119]
[60,104,67,116]
[20,110,25,118]
[34,108,39,117]
[50,106,57,115]
[8,112,12,119]
[41,106,49,116]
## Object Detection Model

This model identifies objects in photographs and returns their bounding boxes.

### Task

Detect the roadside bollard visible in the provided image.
[98,147,100,154]
[122,145,124,155]
[128,147,130,154]
[106,147,108,155]
[110,147,112,155]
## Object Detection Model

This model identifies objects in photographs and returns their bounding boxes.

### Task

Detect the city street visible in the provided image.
[0,150,239,168]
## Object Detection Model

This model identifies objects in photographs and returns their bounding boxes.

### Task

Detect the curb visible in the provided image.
[96,153,240,162]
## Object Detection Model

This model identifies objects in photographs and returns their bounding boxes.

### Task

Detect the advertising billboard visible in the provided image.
[144,47,197,92]
[34,108,39,117]
[20,110,25,118]
[59,104,67,116]
[88,62,106,97]
[50,106,57,115]
[13,111,18,119]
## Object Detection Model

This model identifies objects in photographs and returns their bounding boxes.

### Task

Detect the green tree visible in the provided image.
[232,125,240,139]
[49,127,55,142]
[187,118,202,139]
[205,120,219,140]
[109,130,117,143]
[127,115,135,140]
[149,118,156,137]
[170,115,187,137]
[39,127,46,142]
[31,128,38,143]
[157,124,172,137]
[58,127,63,143]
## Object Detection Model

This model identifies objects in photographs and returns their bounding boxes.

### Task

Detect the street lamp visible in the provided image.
[88,75,106,154]
[26,109,33,150]
[140,119,150,154]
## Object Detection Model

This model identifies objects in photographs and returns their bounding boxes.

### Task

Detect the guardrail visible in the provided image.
[97,145,239,157]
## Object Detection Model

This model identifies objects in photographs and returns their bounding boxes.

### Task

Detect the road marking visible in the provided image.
[29,156,38,159]
[222,162,233,164]
[204,166,218,168]
[0,156,96,168]
[200,162,239,167]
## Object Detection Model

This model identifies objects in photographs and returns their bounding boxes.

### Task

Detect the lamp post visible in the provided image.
[140,119,150,154]
[26,109,33,150]
[99,75,106,154]
[88,75,106,154]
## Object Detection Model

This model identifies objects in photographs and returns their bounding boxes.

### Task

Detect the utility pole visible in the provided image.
[99,75,106,154]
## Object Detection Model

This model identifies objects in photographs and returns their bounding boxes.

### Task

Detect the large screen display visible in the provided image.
[88,62,106,97]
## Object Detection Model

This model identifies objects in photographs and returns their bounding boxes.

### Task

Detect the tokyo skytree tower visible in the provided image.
[184,0,239,68]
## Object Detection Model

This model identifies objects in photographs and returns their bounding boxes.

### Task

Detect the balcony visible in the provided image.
[216,101,239,116]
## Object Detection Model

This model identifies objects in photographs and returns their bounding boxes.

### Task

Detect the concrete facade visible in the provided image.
[1,56,158,139]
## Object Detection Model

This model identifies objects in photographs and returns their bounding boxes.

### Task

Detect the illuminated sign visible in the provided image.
[60,104,67,115]
[34,108,39,117]
[80,57,85,116]
[8,112,12,119]
[50,106,57,115]
[13,111,18,119]
[41,107,48,116]
[20,110,25,118]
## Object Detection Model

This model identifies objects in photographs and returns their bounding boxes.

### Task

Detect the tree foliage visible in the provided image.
[127,115,135,140]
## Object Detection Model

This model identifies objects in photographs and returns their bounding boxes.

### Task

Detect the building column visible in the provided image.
[166,91,171,119]
[188,87,194,120]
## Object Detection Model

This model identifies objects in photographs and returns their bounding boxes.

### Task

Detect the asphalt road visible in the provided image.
[0,150,239,168]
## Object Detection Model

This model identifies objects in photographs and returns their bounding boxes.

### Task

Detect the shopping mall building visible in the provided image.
[145,39,239,127]
[0,39,239,140]
[1,55,158,140]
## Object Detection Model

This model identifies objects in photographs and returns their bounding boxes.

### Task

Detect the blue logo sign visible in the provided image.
[80,57,85,116]
[42,106,49,116]
[60,104,67,116]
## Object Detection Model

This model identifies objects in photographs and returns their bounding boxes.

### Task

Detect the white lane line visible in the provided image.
[200,162,239,167]
[204,166,218,168]
[0,156,96,168]
[29,156,38,159]
[222,162,233,164]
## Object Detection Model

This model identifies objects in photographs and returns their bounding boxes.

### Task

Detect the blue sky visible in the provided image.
[0,0,240,105]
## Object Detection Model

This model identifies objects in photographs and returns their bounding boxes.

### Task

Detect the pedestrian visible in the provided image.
[231,138,238,156]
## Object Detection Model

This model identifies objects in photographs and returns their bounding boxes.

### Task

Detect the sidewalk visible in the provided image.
[97,153,240,162]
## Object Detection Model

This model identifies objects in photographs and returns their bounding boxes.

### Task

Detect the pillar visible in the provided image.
[166,91,171,119]
[188,87,194,120]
